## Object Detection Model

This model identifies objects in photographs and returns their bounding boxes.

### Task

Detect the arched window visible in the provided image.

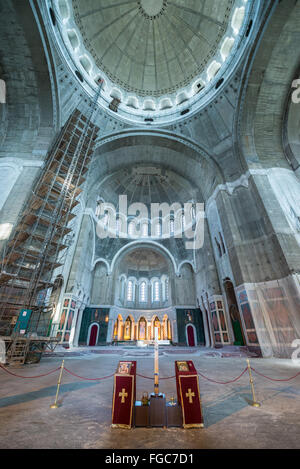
[141,223,148,237]
[119,276,126,302]
[153,280,160,302]
[170,219,175,236]
[161,276,169,302]
[182,213,186,233]
[139,281,147,303]
[165,278,169,300]
[116,218,121,236]
[155,222,161,237]
[127,280,134,301]
[128,221,135,238]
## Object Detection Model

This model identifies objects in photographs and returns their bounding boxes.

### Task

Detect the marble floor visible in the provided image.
[0,346,300,449]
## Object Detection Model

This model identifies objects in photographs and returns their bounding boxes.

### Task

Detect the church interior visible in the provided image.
[0,0,300,450]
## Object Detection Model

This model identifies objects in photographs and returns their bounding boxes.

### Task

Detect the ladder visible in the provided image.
[7,338,29,366]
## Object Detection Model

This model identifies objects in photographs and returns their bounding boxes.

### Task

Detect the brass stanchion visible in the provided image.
[246,359,261,408]
[50,360,65,409]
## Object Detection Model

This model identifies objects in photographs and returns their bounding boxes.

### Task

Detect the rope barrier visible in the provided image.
[196,367,248,385]
[251,367,300,382]
[64,368,115,381]
[1,362,300,384]
[0,363,61,379]
[136,373,176,380]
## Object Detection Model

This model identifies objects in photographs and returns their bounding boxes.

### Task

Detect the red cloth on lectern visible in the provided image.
[179,374,203,428]
[112,374,134,428]
[175,360,197,404]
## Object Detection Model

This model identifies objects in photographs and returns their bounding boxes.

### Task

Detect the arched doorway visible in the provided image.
[224,279,245,346]
[186,324,196,347]
[88,323,99,346]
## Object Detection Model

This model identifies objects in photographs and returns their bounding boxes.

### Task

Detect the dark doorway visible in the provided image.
[187,325,196,346]
[89,324,99,346]
[224,279,245,346]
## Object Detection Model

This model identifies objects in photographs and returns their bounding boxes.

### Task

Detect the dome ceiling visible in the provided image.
[119,248,169,273]
[71,0,235,97]
[95,164,199,207]
[52,0,253,123]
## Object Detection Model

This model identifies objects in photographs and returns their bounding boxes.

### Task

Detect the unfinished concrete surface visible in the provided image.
[0,346,300,449]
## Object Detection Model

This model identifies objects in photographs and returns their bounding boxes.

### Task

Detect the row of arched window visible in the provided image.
[119,276,169,304]
[95,199,197,239]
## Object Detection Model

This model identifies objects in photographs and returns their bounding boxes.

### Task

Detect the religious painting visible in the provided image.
[64,332,70,342]
[247,331,258,344]
[186,311,193,322]
[63,299,70,308]
[211,311,219,332]
[177,361,189,372]
[241,303,255,330]
[238,290,248,303]
[117,362,132,374]
[124,317,132,340]
[71,300,76,309]
[59,309,67,330]
[218,310,227,332]
[94,309,99,320]
[154,317,161,340]
[217,301,223,309]
[138,318,146,340]
[210,302,216,311]
[66,309,74,330]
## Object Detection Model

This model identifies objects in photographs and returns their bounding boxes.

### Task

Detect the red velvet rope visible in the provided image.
[64,368,115,381]
[0,364,61,379]
[197,367,248,384]
[137,373,176,380]
[251,367,300,382]
[2,362,299,384]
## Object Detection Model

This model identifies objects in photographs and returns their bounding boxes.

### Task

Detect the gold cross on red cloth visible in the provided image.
[186,388,195,404]
[119,388,128,403]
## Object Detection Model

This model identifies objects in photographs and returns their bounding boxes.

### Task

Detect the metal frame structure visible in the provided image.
[0,84,102,363]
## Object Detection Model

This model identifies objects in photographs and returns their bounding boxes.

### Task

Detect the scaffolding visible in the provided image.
[0,85,102,362]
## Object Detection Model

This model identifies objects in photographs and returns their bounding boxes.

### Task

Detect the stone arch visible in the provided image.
[111,241,178,276]
[237,0,300,171]
[91,131,224,203]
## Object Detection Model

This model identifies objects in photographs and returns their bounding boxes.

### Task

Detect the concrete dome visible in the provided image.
[71,0,237,97]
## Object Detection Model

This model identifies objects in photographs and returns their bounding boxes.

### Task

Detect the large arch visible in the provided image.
[87,131,224,205]
[237,0,300,171]
[110,241,178,277]
[0,0,57,160]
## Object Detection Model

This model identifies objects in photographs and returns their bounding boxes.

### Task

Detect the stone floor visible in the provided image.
[0,346,300,449]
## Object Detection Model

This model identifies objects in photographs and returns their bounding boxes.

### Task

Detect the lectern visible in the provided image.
[112,361,136,429]
[175,361,204,428]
